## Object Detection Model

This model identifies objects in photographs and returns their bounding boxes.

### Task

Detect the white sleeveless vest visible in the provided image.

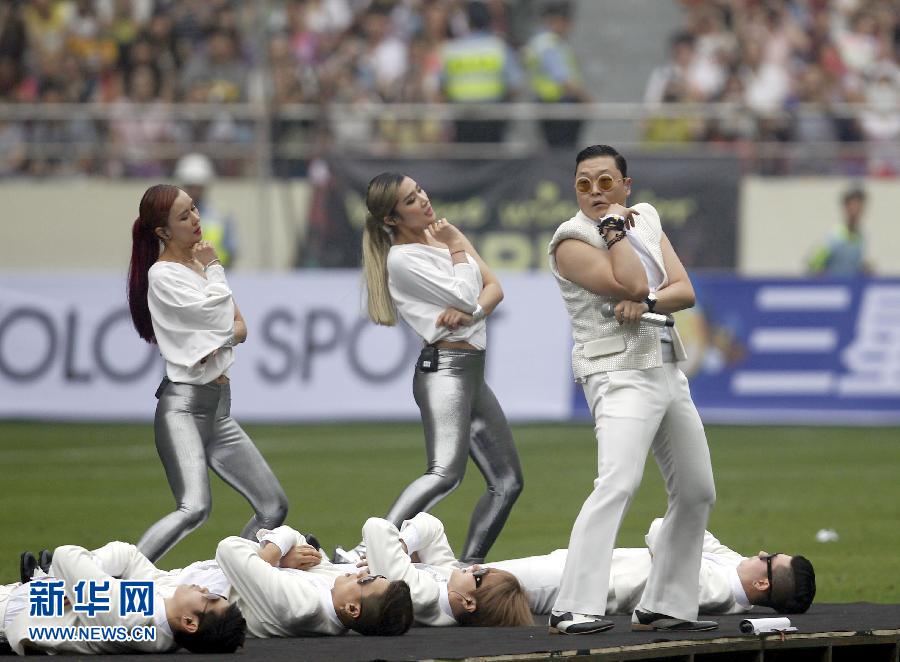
[548,203,687,381]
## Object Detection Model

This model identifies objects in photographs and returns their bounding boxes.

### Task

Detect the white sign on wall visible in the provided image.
[0,272,574,422]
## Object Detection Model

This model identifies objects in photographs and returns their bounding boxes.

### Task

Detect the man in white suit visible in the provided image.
[363,513,533,628]
[215,525,414,638]
[1,542,245,655]
[487,518,816,617]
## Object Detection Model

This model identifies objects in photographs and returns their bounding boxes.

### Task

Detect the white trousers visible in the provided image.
[553,361,716,620]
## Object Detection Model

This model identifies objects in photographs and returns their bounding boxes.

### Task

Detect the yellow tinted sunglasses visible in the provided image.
[575,174,623,194]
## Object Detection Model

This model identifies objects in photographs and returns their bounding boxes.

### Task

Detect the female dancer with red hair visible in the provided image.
[127,184,288,561]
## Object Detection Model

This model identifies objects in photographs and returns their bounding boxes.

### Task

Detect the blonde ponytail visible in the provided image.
[362,172,405,326]
[362,217,396,325]
[363,172,404,326]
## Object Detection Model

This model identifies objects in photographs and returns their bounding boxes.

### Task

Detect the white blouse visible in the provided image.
[147,262,235,384]
[625,230,673,343]
[387,244,487,349]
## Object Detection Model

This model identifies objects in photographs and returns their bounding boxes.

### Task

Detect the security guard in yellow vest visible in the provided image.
[173,153,237,267]
[523,2,590,147]
[440,1,523,143]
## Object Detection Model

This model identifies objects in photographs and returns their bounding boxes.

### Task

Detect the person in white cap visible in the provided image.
[174,153,237,267]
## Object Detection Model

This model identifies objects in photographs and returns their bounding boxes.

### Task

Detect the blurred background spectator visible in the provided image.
[439,0,523,143]
[174,151,238,267]
[523,0,589,147]
[807,186,873,277]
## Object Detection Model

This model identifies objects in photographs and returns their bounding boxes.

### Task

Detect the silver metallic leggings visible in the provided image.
[385,348,524,563]
[138,380,289,562]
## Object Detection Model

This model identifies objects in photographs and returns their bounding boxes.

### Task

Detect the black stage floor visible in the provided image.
[11,603,900,660]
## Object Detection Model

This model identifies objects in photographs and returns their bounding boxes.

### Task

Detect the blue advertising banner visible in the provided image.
[573,277,900,425]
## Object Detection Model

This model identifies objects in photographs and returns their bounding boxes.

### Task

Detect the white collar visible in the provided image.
[318,585,347,631]
[437,583,457,622]
[155,595,174,640]
[729,566,753,611]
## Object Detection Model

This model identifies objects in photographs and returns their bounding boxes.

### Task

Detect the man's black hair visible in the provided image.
[575,144,628,178]
[842,187,866,205]
[772,555,816,614]
[173,602,246,654]
[467,1,492,32]
[352,580,414,636]
[541,1,572,18]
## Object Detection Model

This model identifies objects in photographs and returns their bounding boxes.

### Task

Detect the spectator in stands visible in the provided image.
[739,40,791,141]
[857,61,900,175]
[645,32,702,104]
[643,33,705,143]
[439,0,523,143]
[108,63,177,177]
[27,79,99,176]
[359,1,408,102]
[523,1,590,148]
[0,120,26,176]
[790,64,841,147]
[181,28,247,103]
[21,0,72,61]
[0,1,28,68]
[808,187,873,277]
[837,10,880,76]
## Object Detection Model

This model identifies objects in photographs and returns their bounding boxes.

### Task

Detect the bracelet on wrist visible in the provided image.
[203,258,221,271]
[598,215,627,234]
[604,231,627,249]
[450,249,466,256]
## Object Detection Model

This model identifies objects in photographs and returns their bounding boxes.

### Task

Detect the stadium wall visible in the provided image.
[740,176,900,276]
[0,180,312,271]
[1,176,897,274]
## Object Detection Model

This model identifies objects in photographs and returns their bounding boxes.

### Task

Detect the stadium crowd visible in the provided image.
[647,0,900,175]
[0,0,555,176]
[1,0,899,177]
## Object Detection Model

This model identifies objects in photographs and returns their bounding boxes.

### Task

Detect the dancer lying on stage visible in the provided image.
[4,542,245,655]
[485,517,816,616]
[10,527,412,654]
[214,526,412,638]
[360,513,815,628]
[362,514,534,627]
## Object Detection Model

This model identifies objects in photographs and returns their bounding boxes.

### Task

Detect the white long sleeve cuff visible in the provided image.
[399,522,422,555]
[257,529,295,557]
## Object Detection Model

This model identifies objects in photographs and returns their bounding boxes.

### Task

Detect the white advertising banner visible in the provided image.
[0,271,574,422]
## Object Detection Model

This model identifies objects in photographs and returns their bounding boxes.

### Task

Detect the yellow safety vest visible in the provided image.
[525,31,581,102]
[197,203,233,267]
[443,36,507,102]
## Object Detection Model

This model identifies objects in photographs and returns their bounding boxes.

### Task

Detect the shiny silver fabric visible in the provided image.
[384,348,523,563]
[138,380,289,562]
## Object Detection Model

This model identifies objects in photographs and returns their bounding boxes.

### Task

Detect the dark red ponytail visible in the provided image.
[127,184,181,343]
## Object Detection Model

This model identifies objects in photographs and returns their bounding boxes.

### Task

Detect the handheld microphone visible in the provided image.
[600,303,675,328]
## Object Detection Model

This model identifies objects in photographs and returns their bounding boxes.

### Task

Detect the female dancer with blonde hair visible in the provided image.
[359,172,523,564]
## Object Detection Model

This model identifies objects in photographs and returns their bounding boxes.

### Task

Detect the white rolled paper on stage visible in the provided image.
[739,617,797,634]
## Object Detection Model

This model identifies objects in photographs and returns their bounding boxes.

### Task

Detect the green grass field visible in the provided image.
[1,422,897,603]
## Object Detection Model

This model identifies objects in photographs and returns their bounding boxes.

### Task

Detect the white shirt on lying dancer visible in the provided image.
[148,262,235,384]
[387,244,486,349]
[486,520,754,616]
[363,513,459,627]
